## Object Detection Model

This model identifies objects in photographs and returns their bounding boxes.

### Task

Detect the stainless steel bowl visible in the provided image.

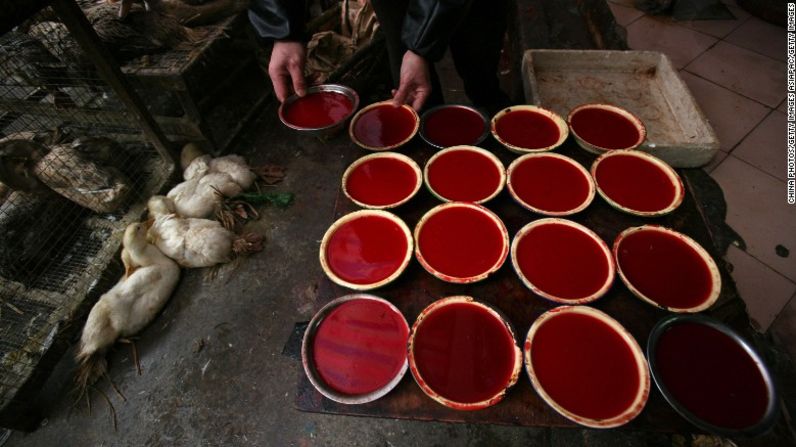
[647,314,778,437]
[278,84,360,137]
[301,294,409,404]
[419,104,489,149]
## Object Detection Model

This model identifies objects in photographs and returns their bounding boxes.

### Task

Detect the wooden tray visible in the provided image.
[291,136,744,432]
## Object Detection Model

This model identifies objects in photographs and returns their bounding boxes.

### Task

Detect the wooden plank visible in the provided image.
[293,135,750,431]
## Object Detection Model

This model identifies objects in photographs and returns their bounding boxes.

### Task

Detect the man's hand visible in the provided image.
[268,41,307,103]
[392,50,432,111]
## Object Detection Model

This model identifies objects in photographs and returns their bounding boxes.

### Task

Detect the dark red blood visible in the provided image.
[617,230,713,309]
[515,222,610,301]
[313,299,409,395]
[656,322,769,429]
[595,154,677,212]
[353,104,416,148]
[325,215,407,285]
[495,109,560,150]
[423,106,485,147]
[412,302,516,404]
[531,311,641,420]
[510,156,591,213]
[427,149,502,202]
[417,206,505,279]
[570,107,641,150]
[282,91,353,128]
[345,157,418,206]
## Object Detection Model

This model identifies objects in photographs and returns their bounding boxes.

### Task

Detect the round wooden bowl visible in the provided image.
[567,103,646,154]
[341,152,423,209]
[491,105,569,154]
[408,296,522,410]
[506,152,595,216]
[319,209,413,290]
[510,218,615,304]
[414,202,509,284]
[613,225,721,313]
[591,150,684,217]
[348,100,419,151]
[423,145,506,204]
[525,305,651,428]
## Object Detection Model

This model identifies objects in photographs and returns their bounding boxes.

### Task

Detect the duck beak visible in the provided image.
[144,217,154,231]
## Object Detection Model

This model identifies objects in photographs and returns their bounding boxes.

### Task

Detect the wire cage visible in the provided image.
[0,1,175,430]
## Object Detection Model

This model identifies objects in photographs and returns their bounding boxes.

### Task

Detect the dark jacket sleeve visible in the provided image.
[401,0,472,62]
[248,0,307,42]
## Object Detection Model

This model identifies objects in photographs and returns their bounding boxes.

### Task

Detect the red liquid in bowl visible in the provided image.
[510,156,591,213]
[417,206,505,279]
[313,299,409,395]
[346,157,418,206]
[427,149,501,202]
[595,154,677,212]
[617,230,713,309]
[283,91,353,128]
[656,322,769,429]
[531,311,641,420]
[495,110,560,150]
[413,302,515,404]
[423,107,485,147]
[570,107,641,150]
[353,104,416,148]
[325,215,408,285]
[515,222,610,301]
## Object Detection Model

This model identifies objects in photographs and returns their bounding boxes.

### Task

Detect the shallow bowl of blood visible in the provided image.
[342,152,423,209]
[349,100,419,151]
[408,296,522,410]
[279,84,360,136]
[302,294,410,404]
[491,105,569,153]
[567,103,646,154]
[647,314,778,437]
[524,305,650,428]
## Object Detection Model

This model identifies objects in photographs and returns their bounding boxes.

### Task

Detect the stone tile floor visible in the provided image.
[610,1,795,354]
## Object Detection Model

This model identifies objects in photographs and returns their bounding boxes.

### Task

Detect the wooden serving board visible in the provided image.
[292,134,748,432]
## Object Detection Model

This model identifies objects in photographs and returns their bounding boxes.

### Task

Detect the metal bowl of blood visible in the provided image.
[647,314,778,437]
[279,84,359,136]
[302,294,410,404]
[419,104,489,149]
[567,103,646,154]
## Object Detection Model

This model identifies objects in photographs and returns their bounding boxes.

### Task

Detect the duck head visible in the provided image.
[147,195,175,218]
[180,142,207,172]
[123,222,149,251]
